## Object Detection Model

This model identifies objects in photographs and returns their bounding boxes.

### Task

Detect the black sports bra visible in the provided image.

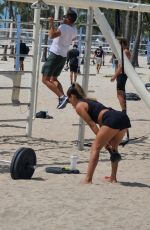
[81,99,108,123]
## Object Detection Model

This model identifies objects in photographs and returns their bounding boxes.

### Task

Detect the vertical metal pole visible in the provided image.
[78,7,93,150]
[26,8,41,136]
[54,5,60,20]
[33,26,42,117]
[77,27,83,74]
[78,27,82,54]
[12,15,21,105]
[15,15,21,71]
[63,6,68,15]
[9,21,13,44]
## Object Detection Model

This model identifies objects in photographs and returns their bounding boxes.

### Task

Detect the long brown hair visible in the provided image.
[67,83,86,99]
[67,83,97,101]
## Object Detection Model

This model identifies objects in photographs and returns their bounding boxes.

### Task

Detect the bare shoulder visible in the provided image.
[75,101,93,124]
[76,101,87,109]
[76,101,88,113]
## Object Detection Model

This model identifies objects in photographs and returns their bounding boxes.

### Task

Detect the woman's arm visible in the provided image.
[124,49,131,60]
[76,103,99,135]
[111,48,131,82]
[111,63,122,81]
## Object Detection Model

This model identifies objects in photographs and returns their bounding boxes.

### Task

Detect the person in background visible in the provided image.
[110,38,131,112]
[93,45,105,74]
[14,40,29,71]
[67,83,131,184]
[41,9,78,109]
[65,44,80,84]
[110,53,118,72]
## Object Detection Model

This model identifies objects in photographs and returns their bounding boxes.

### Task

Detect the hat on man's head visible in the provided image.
[66,9,77,23]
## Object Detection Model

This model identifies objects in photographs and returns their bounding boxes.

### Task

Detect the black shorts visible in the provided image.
[70,64,78,73]
[117,74,127,91]
[102,110,131,130]
[20,57,24,61]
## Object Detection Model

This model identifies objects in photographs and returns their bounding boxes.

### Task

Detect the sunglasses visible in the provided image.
[63,15,71,19]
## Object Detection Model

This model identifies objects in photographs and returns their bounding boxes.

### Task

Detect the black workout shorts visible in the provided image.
[117,74,127,91]
[102,109,131,130]
[70,64,78,73]
[20,57,24,61]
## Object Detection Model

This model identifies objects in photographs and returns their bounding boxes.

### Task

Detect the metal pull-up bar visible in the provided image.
[36,0,150,13]
[9,0,150,13]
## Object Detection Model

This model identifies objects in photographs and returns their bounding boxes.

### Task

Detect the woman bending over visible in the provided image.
[67,83,131,184]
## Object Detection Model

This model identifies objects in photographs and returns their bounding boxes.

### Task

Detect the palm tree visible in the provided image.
[129,0,150,66]
[131,0,142,66]
[0,0,5,16]
[124,0,134,45]
[1,1,34,60]
[41,6,55,62]
[1,0,14,61]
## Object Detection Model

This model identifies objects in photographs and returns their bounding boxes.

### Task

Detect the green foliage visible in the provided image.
[0,0,5,14]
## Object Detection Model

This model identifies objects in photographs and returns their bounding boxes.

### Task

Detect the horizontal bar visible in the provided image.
[9,0,150,13]
[40,18,61,22]
[88,90,95,92]
[0,54,33,58]
[80,73,96,76]
[0,87,31,90]
[0,119,28,122]
[0,19,35,26]
[79,23,100,27]
[0,103,30,106]
[0,19,13,23]
[0,28,34,32]
[0,71,32,74]
[0,37,34,41]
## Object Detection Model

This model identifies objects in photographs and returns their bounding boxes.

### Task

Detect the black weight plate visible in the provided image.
[10,147,36,179]
[10,147,25,179]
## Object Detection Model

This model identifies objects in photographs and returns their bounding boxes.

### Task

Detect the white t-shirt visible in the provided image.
[50,24,77,57]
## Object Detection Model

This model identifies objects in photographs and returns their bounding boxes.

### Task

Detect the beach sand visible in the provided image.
[0,52,150,230]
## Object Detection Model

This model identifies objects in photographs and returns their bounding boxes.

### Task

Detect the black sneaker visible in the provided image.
[57,96,68,109]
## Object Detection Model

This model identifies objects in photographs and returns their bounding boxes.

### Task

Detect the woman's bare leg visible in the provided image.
[81,126,119,184]
[70,72,73,84]
[103,129,127,183]
[117,90,126,111]
[73,72,77,82]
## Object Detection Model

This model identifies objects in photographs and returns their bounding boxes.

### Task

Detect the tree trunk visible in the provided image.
[145,13,150,40]
[9,2,15,55]
[124,11,133,45]
[1,2,14,60]
[114,9,121,37]
[131,8,142,67]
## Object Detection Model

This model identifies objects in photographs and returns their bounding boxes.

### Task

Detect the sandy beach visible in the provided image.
[0,51,150,230]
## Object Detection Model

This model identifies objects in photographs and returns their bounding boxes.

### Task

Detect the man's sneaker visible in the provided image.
[57,96,68,109]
